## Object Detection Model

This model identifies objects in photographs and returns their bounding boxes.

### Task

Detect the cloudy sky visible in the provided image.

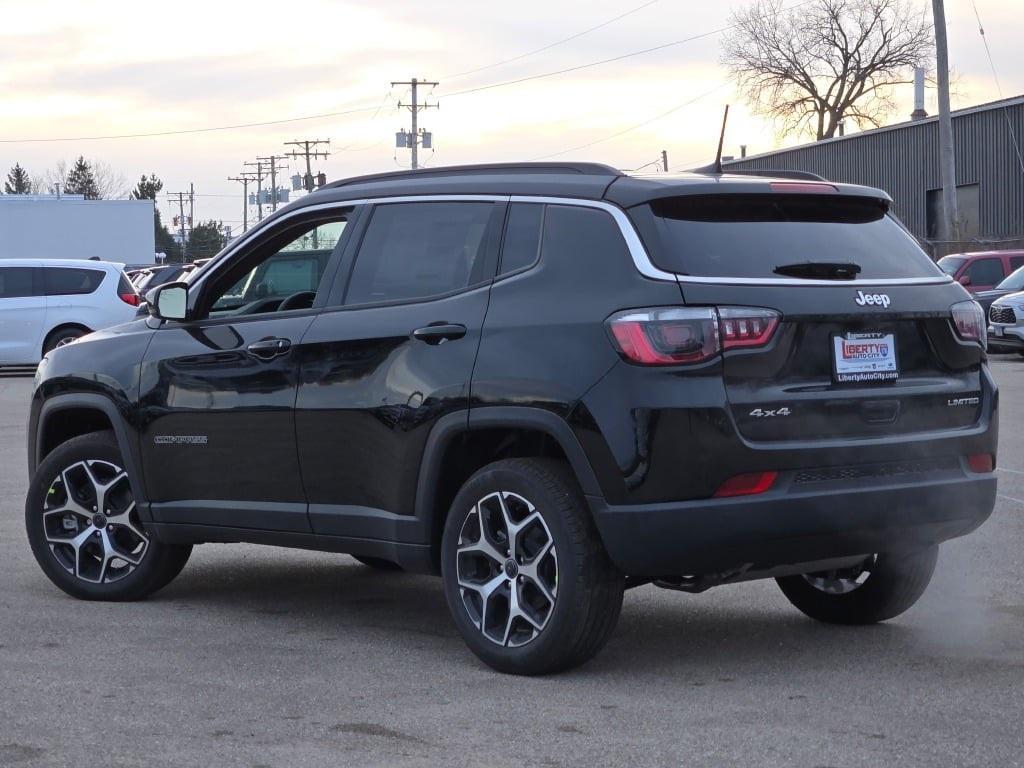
[0,0,1020,230]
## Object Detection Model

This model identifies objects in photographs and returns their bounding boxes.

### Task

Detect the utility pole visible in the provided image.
[392,77,439,169]
[254,155,289,212]
[188,183,195,241]
[169,191,188,262]
[661,150,669,172]
[228,173,259,232]
[284,139,331,191]
[244,159,267,221]
[932,0,960,246]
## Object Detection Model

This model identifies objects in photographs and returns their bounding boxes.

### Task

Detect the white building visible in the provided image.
[0,195,156,264]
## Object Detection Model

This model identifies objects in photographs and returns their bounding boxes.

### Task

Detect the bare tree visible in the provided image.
[43,158,129,199]
[92,160,129,199]
[722,0,933,140]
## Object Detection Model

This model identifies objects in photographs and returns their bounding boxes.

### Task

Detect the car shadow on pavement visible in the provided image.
[148,550,966,679]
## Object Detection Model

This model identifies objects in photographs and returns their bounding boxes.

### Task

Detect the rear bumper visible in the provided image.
[588,465,996,577]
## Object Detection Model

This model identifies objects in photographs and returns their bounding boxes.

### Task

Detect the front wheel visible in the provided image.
[441,458,624,675]
[25,431,192,601]
[776,546,938,625]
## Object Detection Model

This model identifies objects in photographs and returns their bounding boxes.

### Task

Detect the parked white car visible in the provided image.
[0,259,140,365]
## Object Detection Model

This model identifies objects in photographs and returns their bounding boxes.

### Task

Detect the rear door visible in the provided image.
[628,191,985,444]
[295,199,502,541]
[0,265,45,364]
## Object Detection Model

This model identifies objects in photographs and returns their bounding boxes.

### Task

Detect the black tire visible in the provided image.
[441,458,624,675]
[352,555,403,571]
[42,326,89,356]
[25,431,192,601]
[776,546,939,625]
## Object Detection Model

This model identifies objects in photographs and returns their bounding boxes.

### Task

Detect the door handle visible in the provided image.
[246,337,292,360]
[411,323,467,345]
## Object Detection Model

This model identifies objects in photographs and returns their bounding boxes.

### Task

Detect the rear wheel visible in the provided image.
[25,431,192,601]
[776,546,938,625]
[42,326,88,356]
[441,458,624,675]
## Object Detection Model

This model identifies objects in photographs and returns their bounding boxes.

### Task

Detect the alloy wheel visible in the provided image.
[802,555,876,595]
[455,491,558,648]
[41,459,149,584]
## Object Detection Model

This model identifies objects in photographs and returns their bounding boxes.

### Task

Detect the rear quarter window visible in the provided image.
[43,267,105,296]
[632,194,943,280]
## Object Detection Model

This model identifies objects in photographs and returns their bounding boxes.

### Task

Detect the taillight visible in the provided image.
[951,300,986,349]
[718,307,780,349]
[607,306,780,365]
[714,471,778,498]
[768,182,837,194]
[119,292,141,306]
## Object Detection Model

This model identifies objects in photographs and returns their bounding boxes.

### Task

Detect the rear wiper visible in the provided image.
[773,262,862,280]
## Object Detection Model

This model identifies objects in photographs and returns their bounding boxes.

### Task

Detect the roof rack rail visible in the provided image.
[322,162,621,191]
[719,168,828,182]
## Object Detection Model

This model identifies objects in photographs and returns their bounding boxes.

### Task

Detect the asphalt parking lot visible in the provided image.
[1,361,1022,768]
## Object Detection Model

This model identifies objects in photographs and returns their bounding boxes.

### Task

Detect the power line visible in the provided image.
[0,103,384,144]
[531,83,726,160]
[969,0,1024,176]
[437,0,813,99]
[443,0,661,80]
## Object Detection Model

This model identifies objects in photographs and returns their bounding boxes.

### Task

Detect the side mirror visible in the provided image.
[958,275,972,287]
[146,282,189,321]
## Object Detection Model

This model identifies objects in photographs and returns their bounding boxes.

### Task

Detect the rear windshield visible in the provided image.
[937,256,965,275]
[633,195,943,280]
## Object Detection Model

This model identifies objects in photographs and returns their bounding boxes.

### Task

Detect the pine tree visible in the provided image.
[64,156,100,199]
[130,173,163,201]
[4,163,31,194]
[187,220,227,259]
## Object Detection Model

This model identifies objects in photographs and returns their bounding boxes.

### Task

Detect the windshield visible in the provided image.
[633,194,943,280]
[937,256,966,275]
[995,265,1024,292]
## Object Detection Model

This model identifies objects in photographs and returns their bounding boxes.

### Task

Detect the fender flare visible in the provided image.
[33,393,149,511]
[413,406,603,537]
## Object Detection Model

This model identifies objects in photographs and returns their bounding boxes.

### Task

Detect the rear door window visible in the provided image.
[1010,255,1024,271]
[965,258,1005,286]
[0,267,36,298]
[345,202,497,305]
[633,194,942,279]
[43,267,105,295]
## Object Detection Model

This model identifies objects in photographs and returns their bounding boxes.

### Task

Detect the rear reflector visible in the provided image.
[966,454,994,473]
[713,471,778,498]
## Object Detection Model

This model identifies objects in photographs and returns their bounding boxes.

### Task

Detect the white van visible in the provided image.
[0,259,140,365]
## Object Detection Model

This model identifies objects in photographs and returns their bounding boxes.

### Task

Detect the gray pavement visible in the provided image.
[1,360,1023,767]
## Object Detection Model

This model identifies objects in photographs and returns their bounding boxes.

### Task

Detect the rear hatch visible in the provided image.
[627,187,987,443]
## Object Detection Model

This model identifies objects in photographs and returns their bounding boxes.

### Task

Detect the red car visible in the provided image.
[938,250,1024,293]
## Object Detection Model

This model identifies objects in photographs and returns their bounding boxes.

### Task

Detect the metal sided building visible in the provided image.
[0,195,155,264]
[722,95,1024,256]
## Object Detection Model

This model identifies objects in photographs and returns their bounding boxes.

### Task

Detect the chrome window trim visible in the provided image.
[191,193,954,294]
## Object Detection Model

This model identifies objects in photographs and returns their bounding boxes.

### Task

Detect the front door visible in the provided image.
[295,199,503,542]
[138,209,355,531]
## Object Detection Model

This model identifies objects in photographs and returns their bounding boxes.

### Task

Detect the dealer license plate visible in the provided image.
[832,332,899,383]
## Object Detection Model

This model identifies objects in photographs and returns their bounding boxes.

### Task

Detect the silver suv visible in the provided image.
[988,290,1024,355]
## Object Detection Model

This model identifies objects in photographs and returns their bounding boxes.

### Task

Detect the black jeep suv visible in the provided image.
[26,163,997,675]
